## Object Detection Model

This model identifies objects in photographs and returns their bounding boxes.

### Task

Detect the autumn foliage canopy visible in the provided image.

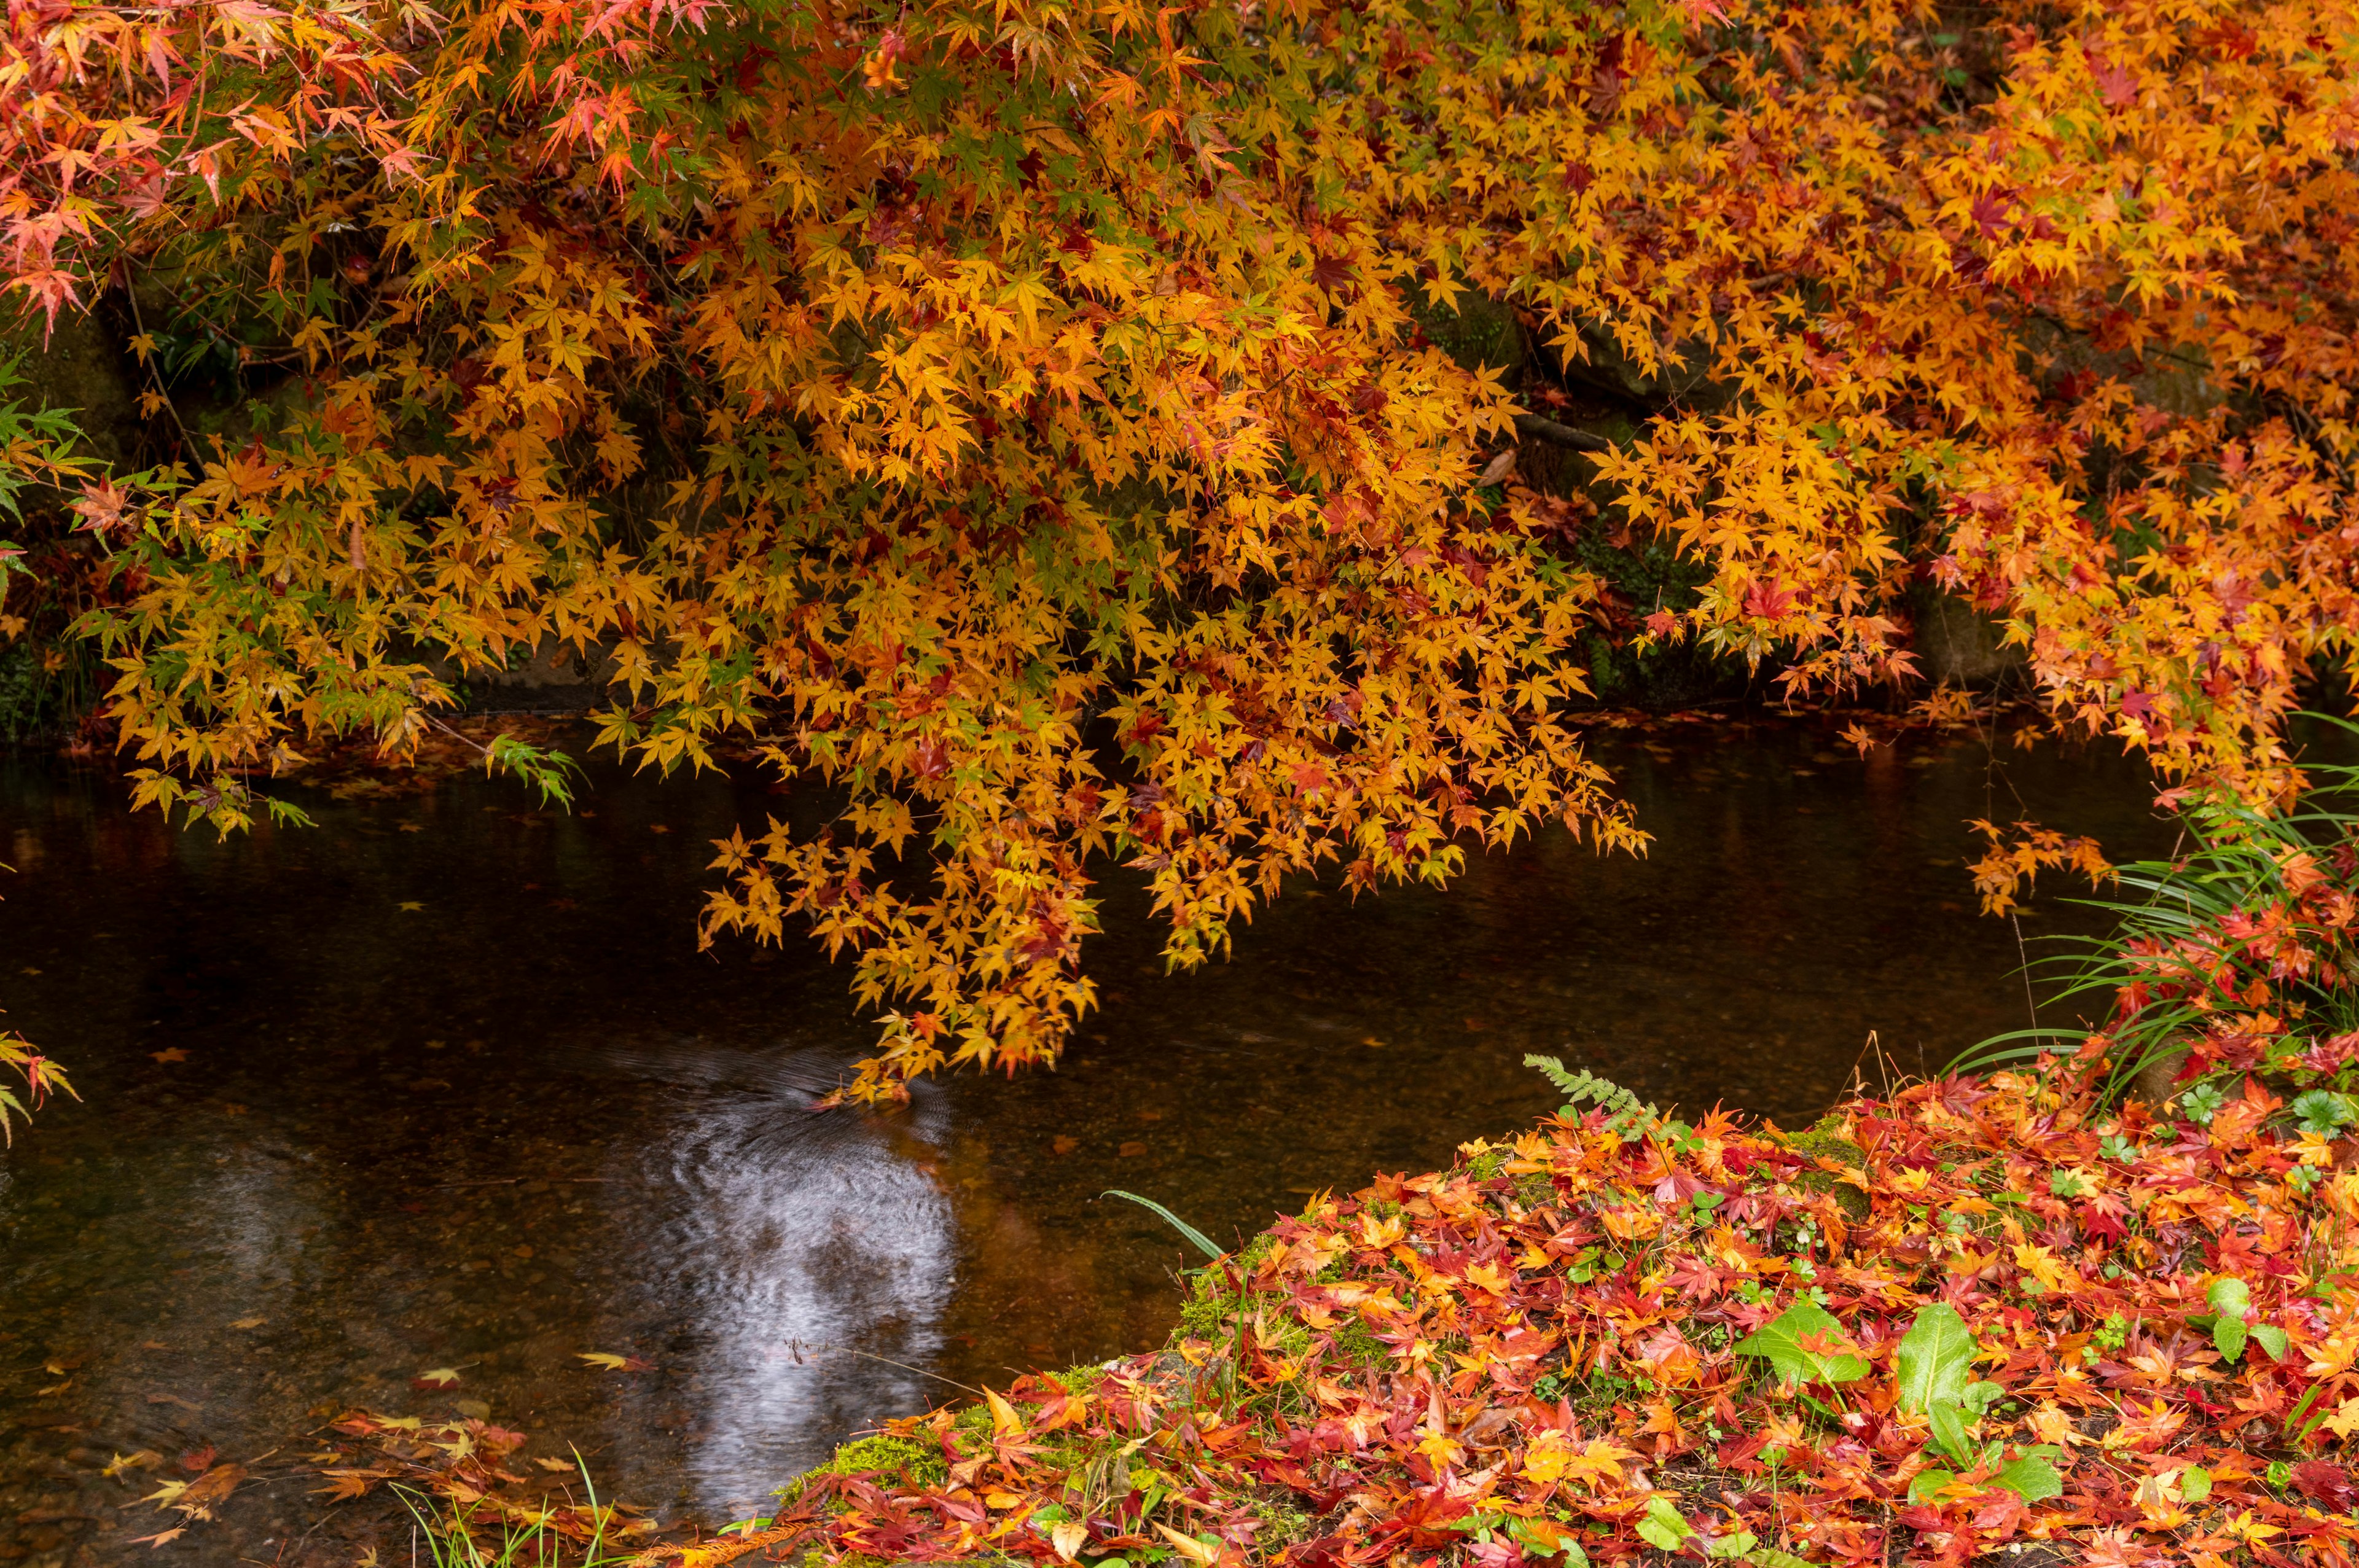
[5,0,2359,1092]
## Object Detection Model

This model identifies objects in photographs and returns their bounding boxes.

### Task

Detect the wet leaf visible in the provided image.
[1995,1454,2064,1504]
[1894,1303,1976,1412]
[1734,1300,1868,1385]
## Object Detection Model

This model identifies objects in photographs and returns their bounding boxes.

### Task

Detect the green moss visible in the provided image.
[1465,1145,1511,1180]
[1178,1295,1229,1339]
[1331,1319,1390,1369]
[807,1433,948,1487]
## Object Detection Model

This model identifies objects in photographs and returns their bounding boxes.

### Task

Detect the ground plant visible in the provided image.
[1964,736,2359,1115]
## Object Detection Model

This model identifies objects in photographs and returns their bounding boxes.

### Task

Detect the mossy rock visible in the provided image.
[801,1432,949,1489]
[1774,1125,1872,1220]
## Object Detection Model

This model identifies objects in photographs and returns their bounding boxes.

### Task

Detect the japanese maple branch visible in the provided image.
[1511,413,1612,453]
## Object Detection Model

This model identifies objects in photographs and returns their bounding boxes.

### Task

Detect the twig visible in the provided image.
[429,1176,611,1188]
[2012,912,2040,1034]
[420,709,494,759]
[831,1348,984,1397]
[1511,412,1613,453]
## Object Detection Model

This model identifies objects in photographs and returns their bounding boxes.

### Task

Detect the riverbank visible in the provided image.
[697,1064,2359,1568]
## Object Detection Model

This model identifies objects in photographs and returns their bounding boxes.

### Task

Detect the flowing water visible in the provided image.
[0,716,2175,1562]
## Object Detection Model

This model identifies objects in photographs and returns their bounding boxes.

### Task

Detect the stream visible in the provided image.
[0,715,2173,1563]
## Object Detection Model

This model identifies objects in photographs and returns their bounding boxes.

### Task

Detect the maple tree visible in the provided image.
[6,0,2359,1094]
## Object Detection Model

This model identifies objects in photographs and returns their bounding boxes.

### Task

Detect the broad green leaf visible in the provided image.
[1705,1531,1758,1559]
[2180,1465,2212,1503]
[1926,1398,1973,1465]
[2251,1324,2288,1360]
[1735,1300,1870,1385]
[2207,1277,2252,1321]
[1905,1469,1957,1504]
[1635,1496,1690,1552]
[2213,1314,2248,1365]
[1893,1304,1976,1413]
[1746,1553,1815,1568]
[1994,1454,2064,1504]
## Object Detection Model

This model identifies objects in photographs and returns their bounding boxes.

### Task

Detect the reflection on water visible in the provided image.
[0,717,2174,1561]
[627,1057,958,1494]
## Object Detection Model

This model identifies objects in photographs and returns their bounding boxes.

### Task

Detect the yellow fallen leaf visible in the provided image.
[130,1529,186,1550]
[230,1317,266,1329]
[1522,1430,1573,1484]
[104,1450,165,1478]
[578,1352,629,1370]
[984,1385,1024,1440]
[1153,1522,1219,1564]
[1051,1519,1088,1561]
[531,1456,577,1473]
[415,1367,461,1387]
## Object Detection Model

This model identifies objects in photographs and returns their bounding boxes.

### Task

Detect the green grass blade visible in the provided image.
[1103,1190,1223,1259]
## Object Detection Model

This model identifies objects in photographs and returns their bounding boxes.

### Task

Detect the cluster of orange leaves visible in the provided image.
[1967,817,2116,918]
[687,1070,2359,1568]
[6,0,2359,1093]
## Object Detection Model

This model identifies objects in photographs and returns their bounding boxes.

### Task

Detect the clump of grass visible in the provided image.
[1958,721,2359,1119]
[391,1461,637,1568]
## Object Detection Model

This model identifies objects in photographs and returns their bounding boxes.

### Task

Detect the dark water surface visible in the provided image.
[0,717,2173,1561]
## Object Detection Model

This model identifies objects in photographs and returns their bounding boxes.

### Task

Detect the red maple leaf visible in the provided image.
[1742,580,1796,619]
[1309,254,1357,292]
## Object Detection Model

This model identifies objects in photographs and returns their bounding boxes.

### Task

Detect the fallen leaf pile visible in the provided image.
[683,1063,2359,1568]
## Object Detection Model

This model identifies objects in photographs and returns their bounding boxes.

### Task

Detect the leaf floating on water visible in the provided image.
[171,1464,245,1519]
[313,1469,380,1502]
[128,1530,186,1550]
[579,1351,652,1371]
[412,1367,461,1389]
[229,1316,265,1329]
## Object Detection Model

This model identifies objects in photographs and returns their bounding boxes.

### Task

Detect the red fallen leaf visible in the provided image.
[1291,763,1329,793]
[1643,609,1680,639]
[179,1445,216,1475]
[2292,1459,2355,1509]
